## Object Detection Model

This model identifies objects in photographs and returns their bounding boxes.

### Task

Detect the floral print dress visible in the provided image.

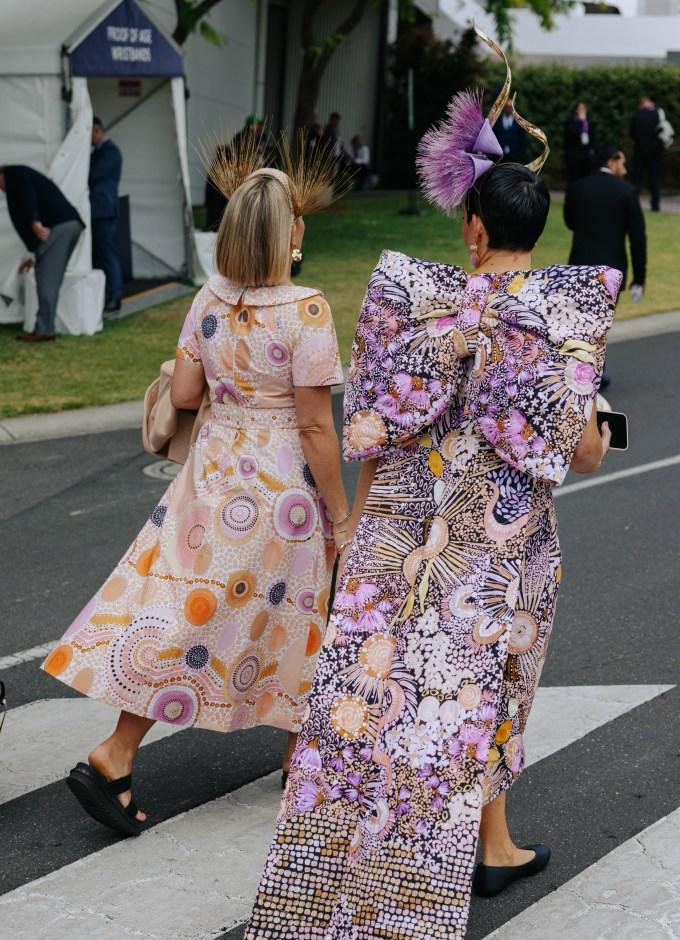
[42,276,344,735]
[246,252,621,938]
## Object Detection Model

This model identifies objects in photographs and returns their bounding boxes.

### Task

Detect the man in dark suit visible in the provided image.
[494,101,527,164]
[564,144,647,387]
[0,165,84,341]
[89,116,123,312]
[630,96,663,212]
[565,143,646,289]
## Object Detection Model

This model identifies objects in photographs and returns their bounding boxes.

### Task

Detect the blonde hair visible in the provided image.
[215,173,292,287]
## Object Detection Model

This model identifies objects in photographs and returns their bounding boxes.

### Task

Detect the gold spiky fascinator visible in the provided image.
[416,26,549,212]
[198,127,354,217]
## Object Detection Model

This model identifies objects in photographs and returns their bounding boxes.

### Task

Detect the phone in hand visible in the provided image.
[596,410,628,451]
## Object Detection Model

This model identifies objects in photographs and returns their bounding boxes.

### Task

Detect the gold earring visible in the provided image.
[291,247,303,263]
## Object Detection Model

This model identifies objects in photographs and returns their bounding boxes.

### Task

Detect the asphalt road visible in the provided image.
[1,328,679,939]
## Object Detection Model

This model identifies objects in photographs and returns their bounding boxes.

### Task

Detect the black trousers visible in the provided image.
[92,217,123,302]
[631,152,662,210]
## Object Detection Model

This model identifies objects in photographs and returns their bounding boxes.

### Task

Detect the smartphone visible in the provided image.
[596,410,628,451]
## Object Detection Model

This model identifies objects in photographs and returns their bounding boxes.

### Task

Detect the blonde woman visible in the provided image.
[42,164,349,836]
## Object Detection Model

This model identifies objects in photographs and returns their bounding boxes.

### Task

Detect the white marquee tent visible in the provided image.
[0,0,194,334]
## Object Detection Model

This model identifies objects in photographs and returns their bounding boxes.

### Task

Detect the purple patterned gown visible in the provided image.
[246,252,621,939]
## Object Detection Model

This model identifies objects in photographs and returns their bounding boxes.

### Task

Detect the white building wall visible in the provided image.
[432,0,680,66]
[282,0,383,152]
[145,0,262,202]
[144,0,384,202]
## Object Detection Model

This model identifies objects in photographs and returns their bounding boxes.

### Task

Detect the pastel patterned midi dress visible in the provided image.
[42,277,344,734]
[246,252,621,938]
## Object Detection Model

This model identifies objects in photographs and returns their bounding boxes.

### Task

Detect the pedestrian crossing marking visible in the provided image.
[0,684,672,939]
[0,698,180,805]
[487,805,680,938]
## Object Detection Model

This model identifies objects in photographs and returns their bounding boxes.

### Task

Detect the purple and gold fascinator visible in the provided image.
[416,26,549,212]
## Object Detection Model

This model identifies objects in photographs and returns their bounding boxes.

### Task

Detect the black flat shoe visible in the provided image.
[473,843,551,897]
[66,762,144,837]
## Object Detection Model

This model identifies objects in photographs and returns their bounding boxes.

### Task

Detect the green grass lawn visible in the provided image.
[1,192,677,419]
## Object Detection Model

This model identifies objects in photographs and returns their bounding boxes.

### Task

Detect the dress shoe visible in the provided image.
[16,331,56,343]
[473,843,551,897]
[104,299,122,313]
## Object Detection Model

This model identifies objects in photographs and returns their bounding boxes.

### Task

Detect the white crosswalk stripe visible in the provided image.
[0,684,672,940]
[0,699,180,805]
[488,806,680,939]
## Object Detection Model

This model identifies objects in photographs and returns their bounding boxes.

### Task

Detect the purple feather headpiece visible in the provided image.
[417,89,503,212]
[416,27,549,212]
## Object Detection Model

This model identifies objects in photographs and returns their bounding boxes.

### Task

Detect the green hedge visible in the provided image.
[485,61,680,185]
[381,19,680,189]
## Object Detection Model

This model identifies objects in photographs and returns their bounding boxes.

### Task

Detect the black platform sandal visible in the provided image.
[66,762,145,837]
[473,843,551,897]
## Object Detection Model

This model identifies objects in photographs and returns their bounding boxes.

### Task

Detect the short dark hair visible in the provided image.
[597,143,623,166]
[329,112,341,121]
[93,115,105,130]
[464,163,550,252]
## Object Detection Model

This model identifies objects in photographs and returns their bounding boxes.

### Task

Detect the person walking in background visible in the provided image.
[0,164,84,342]
[89,116,123,313]
[321,112,343,159]
[630,96,665,212]
[42,156,349,838]
[564,101,596,182]
[495,99,527,163]
[564,143,646,387]
[347,134,371,189]
[305,121,324,159]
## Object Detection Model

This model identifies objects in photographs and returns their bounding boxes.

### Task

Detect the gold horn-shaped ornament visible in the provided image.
[511,93,550,173]
[473,24,511,127]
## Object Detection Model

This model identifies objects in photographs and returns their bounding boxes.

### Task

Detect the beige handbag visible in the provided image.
[142,359,211,464]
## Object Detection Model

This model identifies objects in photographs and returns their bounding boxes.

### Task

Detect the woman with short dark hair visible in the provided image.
[246,30,619,939]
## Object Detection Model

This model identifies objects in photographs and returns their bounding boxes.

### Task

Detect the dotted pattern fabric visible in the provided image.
[42,278,344,735]
[245,254,620,938]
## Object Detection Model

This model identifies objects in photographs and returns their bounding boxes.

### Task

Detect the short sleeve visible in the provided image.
[175,294,202,364]
[291,295,344,387]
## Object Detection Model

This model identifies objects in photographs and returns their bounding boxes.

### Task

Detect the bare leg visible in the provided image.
[479,791,535,867]
[283,731,298,774]
[88,711,155,822]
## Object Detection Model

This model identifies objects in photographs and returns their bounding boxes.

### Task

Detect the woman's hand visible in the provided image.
[598,419,612,466]
[571,407,610,474]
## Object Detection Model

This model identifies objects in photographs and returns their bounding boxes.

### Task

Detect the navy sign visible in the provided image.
[70,0,183,77]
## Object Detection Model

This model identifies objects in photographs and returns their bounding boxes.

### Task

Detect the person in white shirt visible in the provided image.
[348,135,371,189]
